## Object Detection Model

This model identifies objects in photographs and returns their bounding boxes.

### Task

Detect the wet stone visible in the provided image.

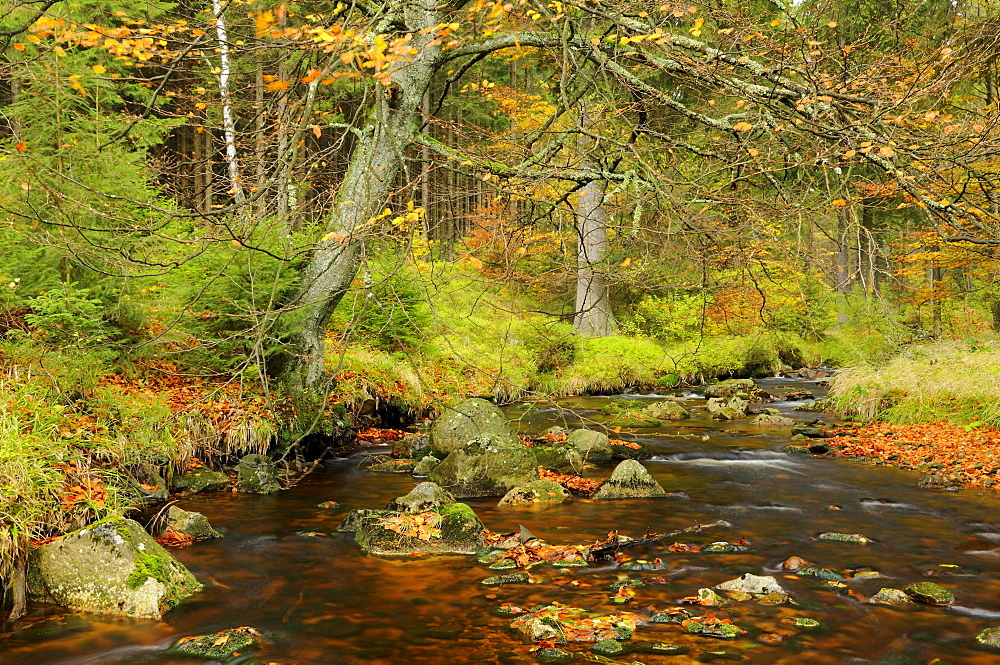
[699,652,743,662]
[412,456,441,476]
[818,532,872,544]
[975,627,1000,648]
[686,621,741,639]
[620,560,665,571]
[702,542,748,554]
[386,482,455,513]
[869,588,914,606]
[235,454,280,494]
[756,592,792,606]
[632,642,689,655]
[797,566,847,581]
[171,469,229,494]
[592,639,628,656]
[692,588,728,607]
[168,627,260,661]
[781,555,814,572]
[649,609,693,624]
[592,460,668,500]
[904,582,955,605]
[536,647,575,664]
[791,426,827,439]
[482,572,532,586]
[715,573,786,595]
[368,458,418,473]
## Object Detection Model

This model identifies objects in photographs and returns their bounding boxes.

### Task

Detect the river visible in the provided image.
[4,378,1000,664]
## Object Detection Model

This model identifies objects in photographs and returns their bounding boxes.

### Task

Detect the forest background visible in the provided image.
[3,0,1000,617]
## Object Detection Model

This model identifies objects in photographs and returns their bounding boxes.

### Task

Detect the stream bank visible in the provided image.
[5,377,1000,664]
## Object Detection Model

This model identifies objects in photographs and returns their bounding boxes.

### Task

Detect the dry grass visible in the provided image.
[829,340,1000,426]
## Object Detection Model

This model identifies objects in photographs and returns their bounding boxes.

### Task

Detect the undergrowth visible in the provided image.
[829,339,1000,427]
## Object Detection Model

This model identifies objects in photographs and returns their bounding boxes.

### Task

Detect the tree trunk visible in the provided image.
[283,4,444,391]
[574,112,615,336]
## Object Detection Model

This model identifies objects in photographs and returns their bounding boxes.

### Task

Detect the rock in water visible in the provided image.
[593,460,668,500]
[28,516,202,619]
[429,398,521,456]
[868,588,914,606]
[235,454,280,493]
[165,506,222,540]
[567,429,613,464]
[641,400,689,421]
[386,482,456,513]
[533,444,584,473]
[753,413,795,426]
[715,573,787,595]
[976,627,1000,648]
[353,502,488,555]
[498,480,572,507]
[428,435,539,498]
[703,379,757,399]
[904,582,955,605]
[169,627,260,660]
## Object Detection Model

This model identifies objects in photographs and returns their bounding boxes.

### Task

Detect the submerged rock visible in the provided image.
[235,454,280,493]
[633,642,689,655]
[536,647,575,664]
[429,398,520,456]
[567,429,614,464]
[497,480,571,507]
[482,572,532,586]
[904,581,955,605]
[387,482,456,513]
[716,574,786,595]
[592,639,628,656]
[428,435,539,497]
[593,460,668,500]
[164,506,222,540]
[791,426,827,439]
[168,627,260,660]
[641,400,689,421]
[170,469,229,494]
[354,503,488,555]
[28,516,202,619]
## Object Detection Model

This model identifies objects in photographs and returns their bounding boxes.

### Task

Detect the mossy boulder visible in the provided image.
[412,455,441,476]
[337,509,395,533]
[533,444,584,473]
[353,503,488,555]
[386,482,456,513]
[498,480,571,507]
[28,516,202,619]
[592,639,629,656]
[567,429,613,464]
[904,582,955,605]
[165,506,222,540]
[170,469,230,494]
[593,459,668,500]
[429,398,520,456]
[707,397,748,419]
[609,440,653,460]
[428,435,539,498]
[794,398,834,413]
[703,379,757,399]
[641,400,689,421]
[235,454,280,493]
[168,627,260,660]
[536,647,575,663]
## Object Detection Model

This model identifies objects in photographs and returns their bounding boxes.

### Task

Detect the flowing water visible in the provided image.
[6,378,1000,664]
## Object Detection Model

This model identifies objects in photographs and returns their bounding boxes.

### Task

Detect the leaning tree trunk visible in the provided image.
[283,3,445,391]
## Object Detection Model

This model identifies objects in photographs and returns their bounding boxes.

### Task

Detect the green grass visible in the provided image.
[829,339,1000,427]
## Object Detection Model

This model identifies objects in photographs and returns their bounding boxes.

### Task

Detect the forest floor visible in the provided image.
[827,421,1000,489]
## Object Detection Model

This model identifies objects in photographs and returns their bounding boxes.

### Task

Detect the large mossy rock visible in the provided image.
[567,429,613,464]
[28,516,202,619]
[498,480,572,507]
[170,469,230,494]
[165,506,222,540]
[593,460,668,500]
[386,482,456,513]
[703,379,757,399]
[641,400,689,421]
[428,435,539,498]
[236,454,280,493]
[533,444,584,473]
[429,398,520,456]
[353,503,488,555]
